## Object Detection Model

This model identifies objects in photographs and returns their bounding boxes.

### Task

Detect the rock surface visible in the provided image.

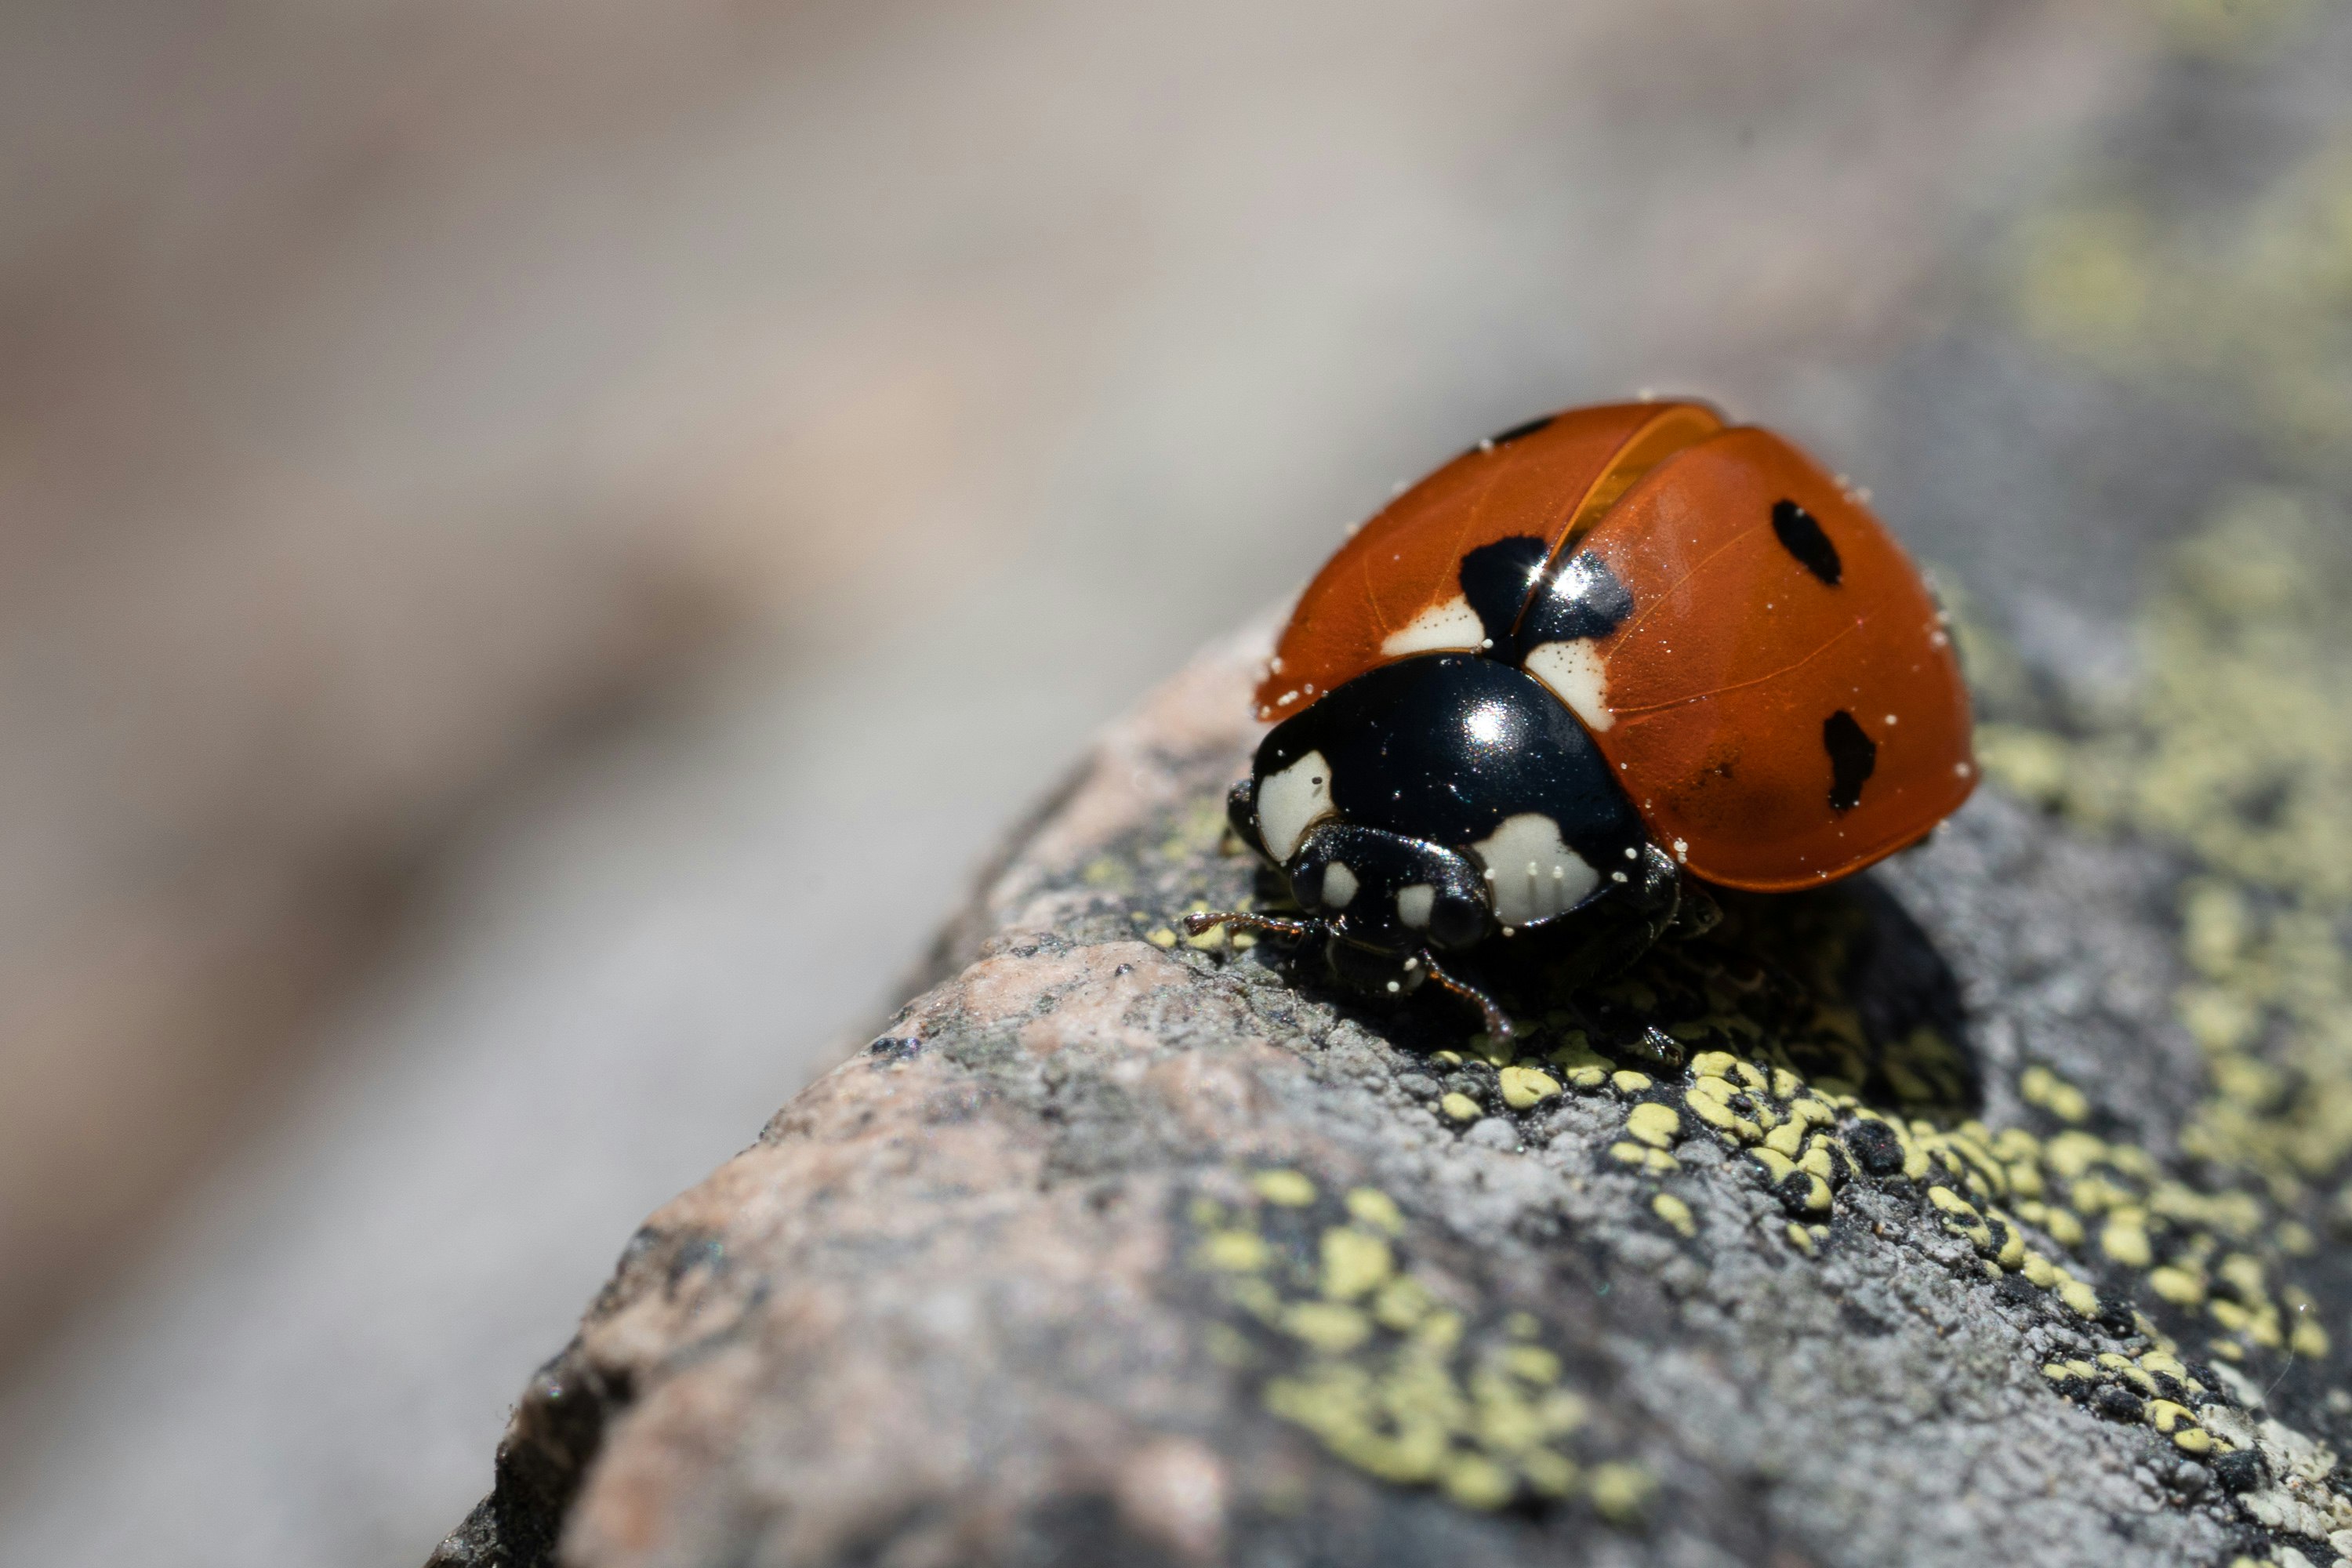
[430,505,2352,1568]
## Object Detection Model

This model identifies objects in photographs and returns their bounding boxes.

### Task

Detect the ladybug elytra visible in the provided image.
[1186,400,1976,1040]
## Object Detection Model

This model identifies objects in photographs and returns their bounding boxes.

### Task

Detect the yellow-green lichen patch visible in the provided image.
[1196,1229,1273,1272]
[1971,499,2352,1379]
[2019,1065,2091,1124]
[1498,1065,1563,1109]
[1586,1461,1657,1524]
[1346,1186,1405,1235]
[1320,1227,1394,1301]
[1454,946,2323,1457]
[2038,1348,2234,1457]
[1624,1102,1681,1150]
[1189,1171,1646,1518]
[1253,1169,1318,1207]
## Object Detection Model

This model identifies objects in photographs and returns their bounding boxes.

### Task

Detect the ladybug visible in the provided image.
[1186,400,1975,1039]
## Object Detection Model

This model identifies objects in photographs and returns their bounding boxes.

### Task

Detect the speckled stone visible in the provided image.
[426,616,2347,1568]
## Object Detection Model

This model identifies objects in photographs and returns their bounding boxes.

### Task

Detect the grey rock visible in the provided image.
[426,629,2345,1568]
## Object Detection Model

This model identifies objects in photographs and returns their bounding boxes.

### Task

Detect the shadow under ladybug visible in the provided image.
[1203,838,1978,1125]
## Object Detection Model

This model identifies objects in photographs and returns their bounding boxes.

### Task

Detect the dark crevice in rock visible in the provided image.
[426,1347,633,1568]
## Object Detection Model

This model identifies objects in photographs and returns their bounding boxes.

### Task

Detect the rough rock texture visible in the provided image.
[430,500,2352,1568]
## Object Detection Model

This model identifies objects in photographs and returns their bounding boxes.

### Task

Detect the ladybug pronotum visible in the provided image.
[1187,400,1976,1040]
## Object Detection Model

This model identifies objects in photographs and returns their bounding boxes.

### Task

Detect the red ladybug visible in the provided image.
[1187,400,1975,1039]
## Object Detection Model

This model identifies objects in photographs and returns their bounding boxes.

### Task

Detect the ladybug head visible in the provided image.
[1203,782,1516,1039]
[1287,822,1491,956]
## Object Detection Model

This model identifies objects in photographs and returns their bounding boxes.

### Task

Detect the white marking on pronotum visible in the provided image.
[1258,750,1336,861]
[1396,883,1436,929]
[1379,594,1487,659]
[1469,813,1598,926]
[1522,638,1612,731]
[1319,861,1359,909]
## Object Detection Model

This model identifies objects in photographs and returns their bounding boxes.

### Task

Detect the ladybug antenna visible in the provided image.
[1419,951,1514,1043]
[1179,909,1321,942]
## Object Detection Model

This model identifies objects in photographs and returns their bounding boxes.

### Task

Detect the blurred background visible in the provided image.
[0,0,2345,1562]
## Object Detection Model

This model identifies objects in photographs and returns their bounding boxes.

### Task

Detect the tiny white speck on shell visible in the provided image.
[1478,437,1495,452]
[1386,980,1401,993]
[1885,713,1898,724]
[1269,656,1283,673]
[1956,761,1973,776]
[1623,847,1637,859]
[1671,838,1688,862]
[1611,871,1628,884]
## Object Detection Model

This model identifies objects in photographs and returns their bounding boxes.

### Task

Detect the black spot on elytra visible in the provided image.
[1486,412,1555,448]
[1772,499,1842,586]
[1457,535,1552,659]
[1519,549,1634,648]
[1824,710,1876,812]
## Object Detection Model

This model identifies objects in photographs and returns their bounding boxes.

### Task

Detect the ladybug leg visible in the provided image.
[1418,951,1515,1044]
[1667,876,1722,941]
[1180,909,1321,943]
